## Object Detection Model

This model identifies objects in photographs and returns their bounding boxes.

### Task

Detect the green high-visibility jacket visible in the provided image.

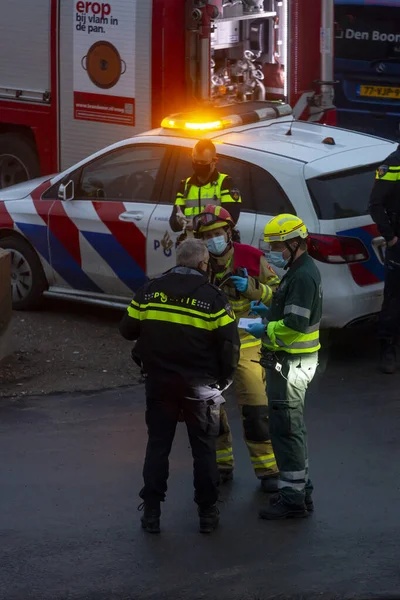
[262,252,323,355]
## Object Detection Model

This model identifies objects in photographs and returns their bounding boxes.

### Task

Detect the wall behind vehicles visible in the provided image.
[0,250,12,364]
[59,0,152,170]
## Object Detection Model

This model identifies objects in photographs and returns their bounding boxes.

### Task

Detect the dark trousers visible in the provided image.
[266,353,318,507]
[141,393,220,508]
[379,245,400,343]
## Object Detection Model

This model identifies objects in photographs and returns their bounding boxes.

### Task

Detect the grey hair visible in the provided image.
[176,238,208,269]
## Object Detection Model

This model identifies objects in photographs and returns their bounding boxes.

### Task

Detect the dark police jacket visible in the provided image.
[369,144,400,242]
[119,267,240,399]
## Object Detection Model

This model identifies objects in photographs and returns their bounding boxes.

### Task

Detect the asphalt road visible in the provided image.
[1,326,400,600]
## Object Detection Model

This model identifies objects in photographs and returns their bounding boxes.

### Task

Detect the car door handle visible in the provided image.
[119,211,144,222]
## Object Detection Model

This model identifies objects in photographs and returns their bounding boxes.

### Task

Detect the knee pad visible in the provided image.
[241,405,270,442]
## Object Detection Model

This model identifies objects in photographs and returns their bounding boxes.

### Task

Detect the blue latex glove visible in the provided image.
[230,268,248,293]
[249,300,271,319]
[245,322,266,339]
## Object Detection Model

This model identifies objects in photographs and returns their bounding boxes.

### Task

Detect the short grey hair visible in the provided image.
[176,238,208,269]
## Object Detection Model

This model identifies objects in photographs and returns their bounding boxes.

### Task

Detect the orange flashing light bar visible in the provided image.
[160,116,239,132]
[160,103,292,134]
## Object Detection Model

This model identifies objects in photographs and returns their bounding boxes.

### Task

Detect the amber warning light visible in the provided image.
[160,102,293,134]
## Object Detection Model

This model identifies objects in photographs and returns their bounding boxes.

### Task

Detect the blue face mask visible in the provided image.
[268,251,288,269]
[206,235,228,256]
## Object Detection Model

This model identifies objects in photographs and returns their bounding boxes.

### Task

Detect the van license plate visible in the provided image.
[359,85,400,99]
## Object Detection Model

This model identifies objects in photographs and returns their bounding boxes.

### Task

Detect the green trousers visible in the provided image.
[266,352,318,506]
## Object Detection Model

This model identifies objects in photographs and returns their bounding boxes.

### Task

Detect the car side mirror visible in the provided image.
[58,180,74,201]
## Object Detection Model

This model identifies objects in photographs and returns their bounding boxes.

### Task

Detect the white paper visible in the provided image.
[238,318,262,329]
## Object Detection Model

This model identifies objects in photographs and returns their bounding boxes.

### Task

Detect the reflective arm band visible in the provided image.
[261,284,272,304]
[375,171,399,182]
[127,300,141,320]
[175,198,186,206]
[284,304,311,319]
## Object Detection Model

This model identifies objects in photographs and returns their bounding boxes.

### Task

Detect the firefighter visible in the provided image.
[119,238,240,534]
[369,144,400,374]
[246,214,322,519]
[169,139,242,234]
[193,205,280,491]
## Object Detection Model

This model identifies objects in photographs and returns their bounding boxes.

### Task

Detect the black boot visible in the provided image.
[138,501,161,534]
[260,476,279,493]
[305,492,314,512]
[259,493,308,520]
[380,342,396,374]
[198,505,220,533]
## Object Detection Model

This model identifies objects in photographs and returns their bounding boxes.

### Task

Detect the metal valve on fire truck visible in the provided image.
[242,0,264,13]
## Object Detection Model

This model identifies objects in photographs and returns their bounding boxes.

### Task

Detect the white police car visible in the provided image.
[0,102,396,327]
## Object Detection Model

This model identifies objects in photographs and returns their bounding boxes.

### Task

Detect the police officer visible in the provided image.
[119,239,240,534]
[169,139,242,233]
[194,205,280,491]
[246,214,322,519]
[369,144,400,374]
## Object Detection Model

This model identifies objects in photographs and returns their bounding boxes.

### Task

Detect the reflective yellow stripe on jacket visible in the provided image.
[263,320,320,354]
[177,173,240,217]
[128,300,234,331]
[375,165,400,182]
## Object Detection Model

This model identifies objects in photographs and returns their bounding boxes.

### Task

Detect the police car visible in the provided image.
[0,102,396,328]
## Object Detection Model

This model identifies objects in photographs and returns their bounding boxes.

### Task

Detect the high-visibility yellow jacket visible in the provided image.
[170,170,241,231]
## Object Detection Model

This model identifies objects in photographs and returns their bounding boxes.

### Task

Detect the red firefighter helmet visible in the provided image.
[193,204,235,235]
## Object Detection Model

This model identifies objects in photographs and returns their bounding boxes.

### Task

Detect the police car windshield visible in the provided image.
[335,4,400,62]
[307,164,379,220]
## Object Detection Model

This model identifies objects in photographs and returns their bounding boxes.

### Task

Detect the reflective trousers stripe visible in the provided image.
[216,448,234,462]
[280,469,306,480]
[278,480,305,491]
[278,469,306,491]
[251,456,277,469]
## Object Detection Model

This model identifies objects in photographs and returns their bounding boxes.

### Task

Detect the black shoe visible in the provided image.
[380,343,396,374]
[138,502,161,534]
[219,470,233,484]
[259,494,308,520]
[305,494,314,512]
[260,476,279,493]
[198,505,220,533]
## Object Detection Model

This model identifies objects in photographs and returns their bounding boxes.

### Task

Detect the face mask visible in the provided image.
[268,251,288,269]
[206,236,228,256]
[192,161,212,178]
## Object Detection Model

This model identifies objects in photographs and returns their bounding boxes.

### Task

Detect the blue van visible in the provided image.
[334,0,400,140]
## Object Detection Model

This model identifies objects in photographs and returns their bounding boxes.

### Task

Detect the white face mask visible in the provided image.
[206,236,228,256]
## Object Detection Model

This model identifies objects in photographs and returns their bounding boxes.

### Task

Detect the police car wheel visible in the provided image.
[0,236,47,310]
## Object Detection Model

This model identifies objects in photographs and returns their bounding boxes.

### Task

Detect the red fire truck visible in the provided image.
[0,0,335,189]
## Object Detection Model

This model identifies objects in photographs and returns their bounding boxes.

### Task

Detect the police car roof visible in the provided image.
[146,118,396,177]
[212,120,396,165]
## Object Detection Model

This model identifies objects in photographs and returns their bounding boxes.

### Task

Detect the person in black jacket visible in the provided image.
[369,144,400,373]
[119,238,240,534]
